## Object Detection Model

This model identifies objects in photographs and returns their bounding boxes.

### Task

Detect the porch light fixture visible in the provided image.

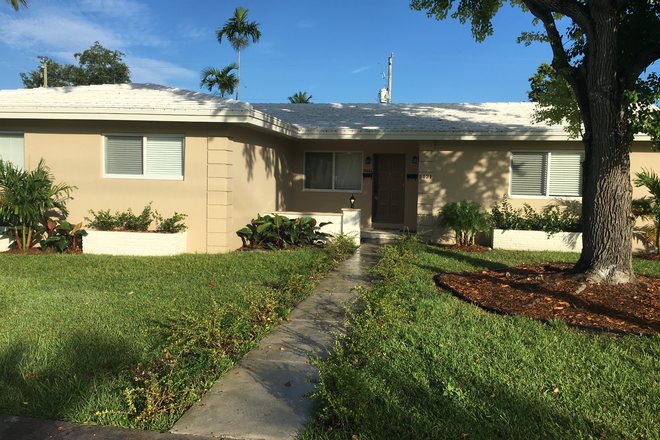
[365,156,371,165]
[412,156,418,164]
[350,194,355,209]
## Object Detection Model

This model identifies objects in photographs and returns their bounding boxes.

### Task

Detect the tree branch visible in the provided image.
[523,0,592,33]
[627,42,660,86]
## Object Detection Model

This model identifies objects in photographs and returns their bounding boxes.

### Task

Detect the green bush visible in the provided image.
[156,212,188,233]
[435,200,490,246]
[0,158,76,249]
[39,219,87,252]
[490,196,581,234]
[87,203,187,233]
[236,213,331,250]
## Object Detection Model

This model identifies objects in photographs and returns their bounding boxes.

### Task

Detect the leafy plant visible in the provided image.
[0,159,76,249]
[87,203,186,233]
[119,202,154,231]
[39,219,87,252]
[237,214,331,250]
[490,196,582,234]
[156,212,188,233]
[435,200,490,246]
[632,168,660,253]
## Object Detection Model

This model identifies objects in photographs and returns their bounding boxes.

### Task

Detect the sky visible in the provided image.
[0,0,657,104]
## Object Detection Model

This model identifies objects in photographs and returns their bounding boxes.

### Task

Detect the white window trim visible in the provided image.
[508,150,584,200]
[103,133,185,180]
[303,150,364,193]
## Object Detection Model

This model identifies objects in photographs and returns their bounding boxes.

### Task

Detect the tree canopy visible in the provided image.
[411,0,660,284]
[287,91,313,103]
[200,64,238,98]
[216,7,261,100]
[19,42,131,88]
[5,0,27,11]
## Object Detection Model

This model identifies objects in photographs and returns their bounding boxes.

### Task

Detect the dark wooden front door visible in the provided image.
[373,154,405,224]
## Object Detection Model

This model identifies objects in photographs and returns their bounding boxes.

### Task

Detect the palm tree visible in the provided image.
[5,0,27,11]
[216,7,261,101]
[633,169,660,253]
[287,91,313,103]
[200,63,238,98]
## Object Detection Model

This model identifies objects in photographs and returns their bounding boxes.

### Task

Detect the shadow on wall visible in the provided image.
[242,142,291,211]
[419,150,509,243]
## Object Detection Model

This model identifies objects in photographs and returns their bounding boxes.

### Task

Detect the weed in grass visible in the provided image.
[303,238,660,440]
[0,240,356,432]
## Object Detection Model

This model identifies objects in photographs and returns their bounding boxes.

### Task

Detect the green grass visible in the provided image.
[0,239,355,431]
[303,239,660,440]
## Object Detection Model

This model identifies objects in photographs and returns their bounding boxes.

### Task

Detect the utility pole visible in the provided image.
[41,59,48,88]
[387,53,393,104]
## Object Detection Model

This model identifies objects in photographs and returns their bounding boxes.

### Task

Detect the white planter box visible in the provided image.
[84,230,187,256]
[0,226,11,252]
[492,229,582,253]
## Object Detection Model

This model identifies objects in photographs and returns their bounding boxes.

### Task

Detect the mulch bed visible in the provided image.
[436,263,660,335]
[1,248,82,255]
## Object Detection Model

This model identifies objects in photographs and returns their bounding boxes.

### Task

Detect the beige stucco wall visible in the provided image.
[418,138,660,252]
[285,140,420,231]
[0,120,295,253]
[0,120,210,253]
[221,126,294,251]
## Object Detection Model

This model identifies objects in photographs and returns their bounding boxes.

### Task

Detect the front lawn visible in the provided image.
[303,239,660,439]
[0,240,354,432]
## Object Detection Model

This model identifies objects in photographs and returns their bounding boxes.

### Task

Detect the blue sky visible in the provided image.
[0,0,656,104]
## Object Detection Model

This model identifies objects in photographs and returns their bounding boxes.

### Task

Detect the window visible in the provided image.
[104,135,184,179]
[510,151,584,197]
[0,133,24,170]
[304,151,362,191]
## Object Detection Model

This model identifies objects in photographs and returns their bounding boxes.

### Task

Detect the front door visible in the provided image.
[373,154,405,224]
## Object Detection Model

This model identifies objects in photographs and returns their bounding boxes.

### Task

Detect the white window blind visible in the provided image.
[0,133,25,170]
[548,152,584,197]
[304,151,362,191]
[105,135,184,179]
[510,151,583,197]
[510,152,547,196]
[146,136,184,177]
[106,136,143,175]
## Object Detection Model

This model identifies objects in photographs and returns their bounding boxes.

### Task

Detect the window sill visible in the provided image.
[103,174,184,181]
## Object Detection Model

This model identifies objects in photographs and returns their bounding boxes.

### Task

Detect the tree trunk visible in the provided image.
[236,49,241,101]
[571,4,637,284]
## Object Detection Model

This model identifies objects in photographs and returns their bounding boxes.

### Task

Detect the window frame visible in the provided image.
[509,150,584,200]
[103,133,185,180]
[303,150,363,193]
[0,132,25,171]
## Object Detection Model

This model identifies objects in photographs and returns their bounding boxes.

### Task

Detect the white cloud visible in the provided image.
[127,56,197,85]
[78,0,147,18]
[352,66,372,74]
[179,24,211,40]
[0,10,126,51]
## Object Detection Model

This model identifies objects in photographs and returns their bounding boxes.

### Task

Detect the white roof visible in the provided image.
[0,83,573,141]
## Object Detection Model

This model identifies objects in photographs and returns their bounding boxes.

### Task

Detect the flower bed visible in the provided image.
[83,230,187,256]
[491,228,582,252]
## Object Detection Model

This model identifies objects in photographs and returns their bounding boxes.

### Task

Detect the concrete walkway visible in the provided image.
[170,242,380,440]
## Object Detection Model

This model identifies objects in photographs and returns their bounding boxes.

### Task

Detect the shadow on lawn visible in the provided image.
[322,359,623,439]
[0,332,142,422]
[417,246,510,273]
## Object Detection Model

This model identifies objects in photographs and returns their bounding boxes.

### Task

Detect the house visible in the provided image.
[0,83,657,252]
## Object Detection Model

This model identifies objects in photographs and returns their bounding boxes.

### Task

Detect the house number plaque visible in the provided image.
[419,173,433,181]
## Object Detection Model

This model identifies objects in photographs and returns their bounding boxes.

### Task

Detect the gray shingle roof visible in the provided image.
[0,83,570,140]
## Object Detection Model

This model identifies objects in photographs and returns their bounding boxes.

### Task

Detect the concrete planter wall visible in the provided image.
[84,230,187,256]
[273,209,361,246]
[492,228,582,253]
[0,226,11,252]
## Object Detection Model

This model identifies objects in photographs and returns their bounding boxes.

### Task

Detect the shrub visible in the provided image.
[0,159,76,249]
[39,219,87,252]
[156,212,188,233]
[236,214,331,250]
[435,200,490,246]
[87,203,187,233]
[490,196,582,234]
